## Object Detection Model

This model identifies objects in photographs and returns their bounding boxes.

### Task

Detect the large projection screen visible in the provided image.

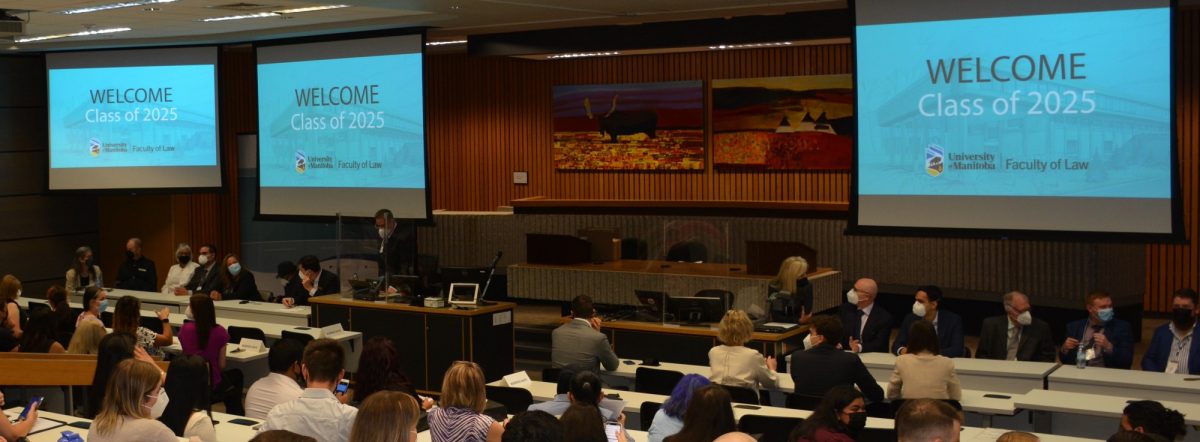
[46,47,221,191]
[256,33,429,219]
[851,0,1179,238]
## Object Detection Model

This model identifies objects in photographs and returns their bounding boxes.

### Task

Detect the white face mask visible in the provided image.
[846,288,860,305]
[146,388,169,418]
[185,306,194,321]
[1017,310,1033,326]
[378,227,388,239]
[912,301,927,317]
[803,334,819,350]
[197,254,209,266]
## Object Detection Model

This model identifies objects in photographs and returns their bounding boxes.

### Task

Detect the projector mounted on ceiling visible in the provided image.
[0,10,28,37]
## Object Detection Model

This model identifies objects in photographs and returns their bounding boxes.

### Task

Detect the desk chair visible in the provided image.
[639,401,662,431]
[484,385,533,415]
[738,414,804,442]
[666,241,708,263]
[857,427,897,442]
[786,394,823,411]
[541,367,562,383]
[228,326,267,345]
[27,302,50,317]
[281,330,315,347]
[139,316,164,334]
[635,367,684,395]
[721,384,760,405]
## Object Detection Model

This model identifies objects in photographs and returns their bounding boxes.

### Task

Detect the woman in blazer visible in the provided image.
[887,320,961,401]
[708,309,778,390]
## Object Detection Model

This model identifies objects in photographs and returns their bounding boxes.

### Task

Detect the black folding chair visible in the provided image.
[635,367,684,395]
[228,326,267,345]
[738,414,804,442]
[639,401,662,431]
[485,385,533,415]
[721,384,761,405]
[281,330,315,347]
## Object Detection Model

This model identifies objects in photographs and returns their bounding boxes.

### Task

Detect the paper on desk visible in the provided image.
[968,428,1009,442]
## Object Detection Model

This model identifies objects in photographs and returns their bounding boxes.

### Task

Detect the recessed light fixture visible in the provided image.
[200,4,349,22]
[546,51,620,60]
[708,41,793,50]
[16,27,132,43]
[56,0,176,15]
[426,40,467,46]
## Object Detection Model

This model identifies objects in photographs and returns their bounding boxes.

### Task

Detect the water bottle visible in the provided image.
[1076,344,1087,369]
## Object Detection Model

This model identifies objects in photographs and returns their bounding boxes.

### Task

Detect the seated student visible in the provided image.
[89,332,156,418]
[664,385,735,442]
[710,309,778,390]
[88,359,177,442]
[1061,290,1134,369]
[117,237,157,292]
[179,244,223,297]
[67,320,108,355]
[790,385,866,442]
[895,398,963,442]
[275,261,307,305]
[112,296,173,356]
[0,389,40,441]
[789,315,885,404]
[352,336,430,408]
[217,253,261,301]
[649,374,711,442]
[887,321,961,402]
[428,360,504,442]
[159,355,216,442]
[349,391,421,442]
[551,295,619,373]
[1142,288,1200,374]
[892,285,965,358]
[260,339,357,442]
[13,309,66,353]
[976,291,1056,362]
[179,294,244,415]
[996,431,1041,442]
[839,278,893,353]
[295,255,340,305]
[768,256,814,324]
[561,403,625,442]
[527,369,625,418]
[162,243,199,295]
[66,245,104,293]
[245,338,306,420]
[78,286,108,328]
[46,285,76,347]
[502,410,563,442]
[1120,400,1187,441]
[0,274,24,351]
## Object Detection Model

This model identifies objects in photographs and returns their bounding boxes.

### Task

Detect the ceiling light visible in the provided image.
[708,41,793,50]
[57,0,176,15]
[426,40,467,46]
[546,51,619,60]
[200,4,349,22]
[16,27,132,43]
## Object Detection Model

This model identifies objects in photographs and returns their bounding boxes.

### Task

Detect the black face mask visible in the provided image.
[125,250,135,261]
[846,411,867,432]
[178,255,191,266]
[1173,307,1195,329]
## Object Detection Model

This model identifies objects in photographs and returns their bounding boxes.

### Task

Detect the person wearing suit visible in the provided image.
[789,315,884,404]
[976,291,1057,362]
[892,285,965,358]
[1142,288,1200,374]
[178,244,223,297]
[375,209,416,277]
[709,309,778,390]
[838,278,892,353]
[275,261,308,304]
[551,295,619,373]
[887,320,961,402]
[295,254,340,306]
[1061,291,1134,369]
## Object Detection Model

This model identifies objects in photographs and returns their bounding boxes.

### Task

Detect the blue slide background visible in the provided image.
[856,8,1171,198]
[49,65,217,168]
[257,53,425,189]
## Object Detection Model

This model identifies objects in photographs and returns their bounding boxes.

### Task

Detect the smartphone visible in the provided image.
[335,379,350,395]
[18,396,43,421]
[604,421,622,442]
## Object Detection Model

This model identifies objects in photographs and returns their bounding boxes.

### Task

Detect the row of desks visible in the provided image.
[79,288,312,327]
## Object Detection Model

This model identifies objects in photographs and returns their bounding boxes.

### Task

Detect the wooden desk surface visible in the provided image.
[309,295,516,316]
[602,319,808,342]
[513,259,834,280]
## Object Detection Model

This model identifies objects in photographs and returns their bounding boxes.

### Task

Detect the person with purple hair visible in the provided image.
[648,374,711,442]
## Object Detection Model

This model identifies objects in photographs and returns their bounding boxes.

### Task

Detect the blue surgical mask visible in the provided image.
[97,299,109,313]
[1097,308,1114,322]
[229,263,242,276]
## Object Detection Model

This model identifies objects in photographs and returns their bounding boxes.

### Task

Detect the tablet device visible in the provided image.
[449,283,480,306]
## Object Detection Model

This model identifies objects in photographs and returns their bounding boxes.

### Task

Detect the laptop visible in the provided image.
[448,283,480,306]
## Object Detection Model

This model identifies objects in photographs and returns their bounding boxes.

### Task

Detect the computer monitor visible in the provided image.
[442,266,489,285]
[675,296,726,324]
[449,283,480,305]
[634,290,671,315]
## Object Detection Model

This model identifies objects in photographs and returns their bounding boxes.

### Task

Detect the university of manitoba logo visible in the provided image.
[295,150,306,174]
[89,138,101,157]
[925,144,945,177]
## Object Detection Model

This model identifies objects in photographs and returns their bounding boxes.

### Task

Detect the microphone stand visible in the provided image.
[477,251,503,306]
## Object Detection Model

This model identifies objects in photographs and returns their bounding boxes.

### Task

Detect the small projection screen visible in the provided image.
[255,33,429,219]
[851,0,1179,238]
[46,47,221,190]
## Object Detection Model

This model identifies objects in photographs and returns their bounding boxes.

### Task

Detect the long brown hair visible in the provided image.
[0,274,22,304]
[664,385,735,442]
[349,391,420,442]
[220,253,243,287]
[560,404,606,442]
[906,320,941,356]
[189,295,217,348]
[93,359,162,436]
[112,296,143,336]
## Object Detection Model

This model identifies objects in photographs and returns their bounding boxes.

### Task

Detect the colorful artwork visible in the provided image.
[711,75,854,170]
[553,81,704,170]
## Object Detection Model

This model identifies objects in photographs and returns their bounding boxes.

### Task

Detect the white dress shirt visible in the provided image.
[245,372,304,420]
[162,261,200,294]
[259,388,358,442]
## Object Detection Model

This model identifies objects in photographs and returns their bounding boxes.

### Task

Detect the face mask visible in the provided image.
[15,289,20,298]
[278,278,289,287]
[146,388,169,419]
[846,288,860,305]
[846,411,867,432]
[1173,307,1195,329]
[125,250,135,261]
[185,306,194,321]
[912,301,927,317]
[1017,310,1033,326]
[178,255,191,266]
[229,263,242,276]
[197,254,209,266]
[97,299,109,313]
[803,334,815,350]
[378,227,388,239]
[1097,308,1114,322]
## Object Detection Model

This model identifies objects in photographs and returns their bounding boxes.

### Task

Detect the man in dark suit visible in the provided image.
[1061,290,1134,369]
[116,237,157,292]
[293,254,340,306]
[892,285,965,357]
[838,278,892,353]
[374,209,416,277]
[976,291,1057,362]
[551,295,619,373]
[1142,288,1200,374]
[789,314,884,404]
[178,244,223,297]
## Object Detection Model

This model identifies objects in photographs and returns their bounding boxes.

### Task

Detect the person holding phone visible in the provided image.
[87,359,177,442]
[259,339,358,442]
[561,403,625,442]
[0,390,39,441]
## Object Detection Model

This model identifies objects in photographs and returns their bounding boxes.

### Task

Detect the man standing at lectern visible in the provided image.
[375,209,415,277]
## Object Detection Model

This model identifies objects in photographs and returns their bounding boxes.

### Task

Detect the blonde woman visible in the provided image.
[429,361,503,442]
[88,358,177,442]
[768,257,813,324]
[350,391,421,442]
[67,320,108,354]
[709,310,778,390]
